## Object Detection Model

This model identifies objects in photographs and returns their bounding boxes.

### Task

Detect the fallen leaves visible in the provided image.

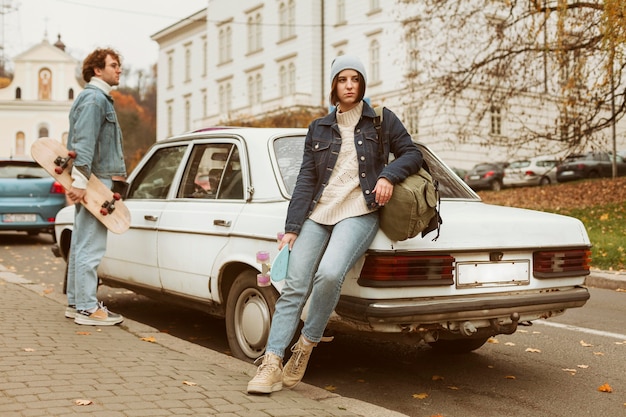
[412,393,429,399]
[23,347,35,352]
[324,384,337,392]
[140,336,156,343]
[182,380,197,386]
[580,340,593,347]
[598,383,613,393]
[525,347,541,353]
[74,399,92,406]
[76,331,91,336]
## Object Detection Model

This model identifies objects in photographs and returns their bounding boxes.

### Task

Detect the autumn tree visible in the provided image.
[403,0,626,158]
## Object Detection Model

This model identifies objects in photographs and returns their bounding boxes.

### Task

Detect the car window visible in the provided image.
[508,161,530,169]
[177,143,243,200]
[273,136,477,199]
[274,135,306,195]
[0,161,47,179]
[127,146,187,199]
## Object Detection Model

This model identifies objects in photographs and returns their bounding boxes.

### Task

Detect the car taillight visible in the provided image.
[484,170,495,178]
[525,170,536,177]
[50,181,65,194]
[359,254,455,287]
[533,248,591,278]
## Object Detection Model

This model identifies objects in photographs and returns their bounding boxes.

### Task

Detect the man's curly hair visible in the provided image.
[81,48,122,82]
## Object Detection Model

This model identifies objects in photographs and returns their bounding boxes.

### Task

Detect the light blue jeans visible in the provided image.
[266,212,379,359]
[66,177,111,311]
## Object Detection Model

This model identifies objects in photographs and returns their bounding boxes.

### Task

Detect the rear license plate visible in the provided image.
[560,171,574,176]
[2,214,37,223]
[457,260,530,288]
[469,175,480,180]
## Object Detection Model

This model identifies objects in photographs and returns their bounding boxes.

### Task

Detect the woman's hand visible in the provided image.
[373,177,394,206]
[279,232,298,251]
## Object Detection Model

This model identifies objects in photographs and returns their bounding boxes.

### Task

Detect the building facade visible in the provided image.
[0,36,83,158]
[151,0,626,170]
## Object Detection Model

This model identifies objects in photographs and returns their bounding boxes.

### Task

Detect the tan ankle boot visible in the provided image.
[283,336,317,388]
[247,353,283,394]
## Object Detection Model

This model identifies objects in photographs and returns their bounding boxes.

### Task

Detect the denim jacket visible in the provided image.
[285,101,423,235]
[68,84,126,179]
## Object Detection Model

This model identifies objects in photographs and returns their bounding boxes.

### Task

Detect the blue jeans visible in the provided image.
[66,178,111,311]
[266,212,379,358]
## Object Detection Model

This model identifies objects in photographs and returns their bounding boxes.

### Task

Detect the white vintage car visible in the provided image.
[52,128,591,361]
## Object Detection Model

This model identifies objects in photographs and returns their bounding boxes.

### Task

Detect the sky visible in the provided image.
[2,0,207,72]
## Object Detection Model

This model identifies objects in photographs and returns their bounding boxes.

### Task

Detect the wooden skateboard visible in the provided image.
[31,137,130,234]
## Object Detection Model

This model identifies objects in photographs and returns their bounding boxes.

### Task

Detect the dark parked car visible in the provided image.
[556,151,626,182]
[464,162,506,191]
[0,158,66,236]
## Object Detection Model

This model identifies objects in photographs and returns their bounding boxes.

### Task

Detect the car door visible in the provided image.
[100,145,188,289]
[156,140,246,300]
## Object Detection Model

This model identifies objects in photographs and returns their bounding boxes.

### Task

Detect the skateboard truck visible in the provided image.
[100,193,122,216]
[53,151,77,174]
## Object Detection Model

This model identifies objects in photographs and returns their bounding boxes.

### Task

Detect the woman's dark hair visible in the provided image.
[82,48,122,82]
[328,71,366,107]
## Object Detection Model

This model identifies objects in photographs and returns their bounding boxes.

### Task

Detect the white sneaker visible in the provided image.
[74,302,123,326]
[247,353,283,394]
[283,336,316,388]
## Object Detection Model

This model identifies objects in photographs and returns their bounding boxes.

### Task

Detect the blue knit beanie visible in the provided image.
[330,55,367,85]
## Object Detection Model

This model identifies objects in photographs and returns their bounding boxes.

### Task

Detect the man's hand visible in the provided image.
[67,187,87,204]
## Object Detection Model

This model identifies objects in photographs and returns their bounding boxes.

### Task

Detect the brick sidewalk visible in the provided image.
[0,269,404,417]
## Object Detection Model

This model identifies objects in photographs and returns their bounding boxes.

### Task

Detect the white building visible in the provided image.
[0,36,83,158]
[151,1,626,169]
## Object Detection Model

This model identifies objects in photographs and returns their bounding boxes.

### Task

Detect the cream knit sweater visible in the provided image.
[310,101,374,225]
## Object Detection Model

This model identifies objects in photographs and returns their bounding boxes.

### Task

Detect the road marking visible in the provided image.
[536,320,626,341]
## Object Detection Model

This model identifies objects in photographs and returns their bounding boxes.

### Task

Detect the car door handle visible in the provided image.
[214,219,232,227]
[144,215,158,222]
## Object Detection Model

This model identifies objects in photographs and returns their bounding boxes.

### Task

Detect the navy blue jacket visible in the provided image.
[285,101,423,235]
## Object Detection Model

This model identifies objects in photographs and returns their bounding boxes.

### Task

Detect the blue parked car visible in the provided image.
[0,158,66,237]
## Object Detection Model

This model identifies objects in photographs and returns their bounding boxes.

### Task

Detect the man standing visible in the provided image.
[64,48,127,325]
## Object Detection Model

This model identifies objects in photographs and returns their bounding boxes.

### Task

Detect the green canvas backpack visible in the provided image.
[374,106,441,241]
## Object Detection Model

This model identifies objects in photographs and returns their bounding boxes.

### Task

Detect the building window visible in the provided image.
[184,99,191,131]
[68,88,74,99]
[247,13,262,53]
[248,75,255,106]
[167,103,173,137]
[279,65,287,97]
[167,54,174,88]
[38,126,49,138]
[202,38,208,76]
[370,0,380,11]
[407,30,419,75]
[288,62,295,95]
[15,87,21,99]
[337,0,346,24]
[219,27,232,64]
[255,74,262,104]
[490,105,502,135]
[202,90,208,117]
[405,105,419,136]
[220,83,232,114]
[15,132,25,156]
[184,46,191,82]
[369,40,380,83]
[279,1,295,40]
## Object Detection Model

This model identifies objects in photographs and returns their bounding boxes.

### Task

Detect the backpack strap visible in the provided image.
[373,106,387,163]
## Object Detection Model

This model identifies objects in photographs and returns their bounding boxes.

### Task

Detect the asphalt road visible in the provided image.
[1,231,625,417]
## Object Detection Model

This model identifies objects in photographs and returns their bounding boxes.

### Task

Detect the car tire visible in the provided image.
[428,336,490,354]
[539,176,551,186]
[491,179,503,192]
[225,270,279,362]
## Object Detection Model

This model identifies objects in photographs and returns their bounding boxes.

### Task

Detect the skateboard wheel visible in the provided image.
[113,192,121,200]
[68,151,77,158]
[100,208,109,216]
[54,166,64,174]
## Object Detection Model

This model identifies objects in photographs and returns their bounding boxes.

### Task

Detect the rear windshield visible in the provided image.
[273,137,478,200]
[0,161,48,179]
